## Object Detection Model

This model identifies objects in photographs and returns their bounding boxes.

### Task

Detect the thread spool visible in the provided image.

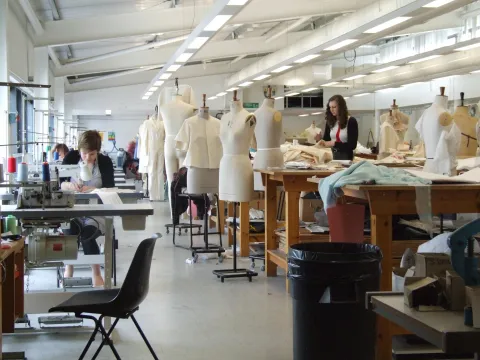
[16,163,28,183]
[42,162,50,182]
[7,156,16,173]
[4,215,18,235]
[53,151,59,161]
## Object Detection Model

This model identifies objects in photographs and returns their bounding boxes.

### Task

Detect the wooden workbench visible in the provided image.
[338,183,480,360]
[256,169,338,280]
[0,238,25,359]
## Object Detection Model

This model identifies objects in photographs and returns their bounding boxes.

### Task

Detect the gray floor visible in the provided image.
[4,201,293,360]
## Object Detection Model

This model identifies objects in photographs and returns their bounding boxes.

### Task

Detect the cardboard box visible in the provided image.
[299,198,323,222]
[415,253,453,277]
[466,286,480,328]
[446,270,465,311]
[404,277,441,308]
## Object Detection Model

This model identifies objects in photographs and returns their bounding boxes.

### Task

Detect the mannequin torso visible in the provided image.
[305,124,322,144]
[453,106,477,157]
[219,100,256,202]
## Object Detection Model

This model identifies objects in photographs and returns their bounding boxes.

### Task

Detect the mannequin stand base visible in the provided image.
[212,268,258,283]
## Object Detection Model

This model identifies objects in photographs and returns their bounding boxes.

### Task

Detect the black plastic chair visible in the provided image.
[49,235,160,360]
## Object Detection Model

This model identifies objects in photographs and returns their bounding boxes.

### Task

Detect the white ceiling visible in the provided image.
[14,0,479,97]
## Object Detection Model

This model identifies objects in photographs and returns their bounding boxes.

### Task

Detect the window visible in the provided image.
[283,86,324,109]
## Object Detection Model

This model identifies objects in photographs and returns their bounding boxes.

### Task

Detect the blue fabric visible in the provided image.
[319,161,432,209]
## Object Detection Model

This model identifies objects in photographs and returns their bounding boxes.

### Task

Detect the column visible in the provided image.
[0,0,9,162]
[34,47,49,158]
[54,77,65,143]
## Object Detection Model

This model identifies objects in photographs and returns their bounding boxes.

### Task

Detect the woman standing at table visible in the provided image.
[61,130,114,286]
[317,94,358,160]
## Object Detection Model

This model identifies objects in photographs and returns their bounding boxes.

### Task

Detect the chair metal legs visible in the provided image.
[76,313,158,360]
[131,314,159,360]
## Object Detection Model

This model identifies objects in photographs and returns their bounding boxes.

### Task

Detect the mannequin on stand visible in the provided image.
[214,90,257,282]
[378,109,400,159]
[305,121,322,144]
[175,94,223,194]
[453,92,478,157]
[380,99,409,142]
[416,87,460,175]
[158,79,196,213]
[253,86,283,190]
[145,106,165,200]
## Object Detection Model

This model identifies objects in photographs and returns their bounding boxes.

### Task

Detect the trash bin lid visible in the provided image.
[288,242,382,263]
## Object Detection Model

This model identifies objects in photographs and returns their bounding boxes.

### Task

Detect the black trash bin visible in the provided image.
[288,242,382,360]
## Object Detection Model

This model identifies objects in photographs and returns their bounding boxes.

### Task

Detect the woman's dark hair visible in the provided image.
[325,94,349,129]
[53,143,69,155]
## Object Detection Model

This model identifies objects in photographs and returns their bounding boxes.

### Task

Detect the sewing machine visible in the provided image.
[17,181,75,209]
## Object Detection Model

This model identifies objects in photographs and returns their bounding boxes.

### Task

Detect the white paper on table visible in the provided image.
[405,167,480,183]
[92,190,123,205]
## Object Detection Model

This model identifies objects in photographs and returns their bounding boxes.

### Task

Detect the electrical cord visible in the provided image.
[344,49,357,73]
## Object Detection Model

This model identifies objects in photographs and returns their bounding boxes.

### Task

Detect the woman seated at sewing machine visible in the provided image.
[52,143,69,161]
[61,130,115,287]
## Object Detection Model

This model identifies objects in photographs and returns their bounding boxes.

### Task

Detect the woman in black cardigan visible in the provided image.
[61,130,114,286]
[318,94,358,160]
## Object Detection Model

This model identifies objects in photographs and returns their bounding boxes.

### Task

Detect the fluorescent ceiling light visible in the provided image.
[159,73,172,79]
[145,92,153,96]
[167,64,182,72]
[142,96,149,100]
[321,82,339,86]
[402,82,425,87]
[299,114,310,117]
[408,55,442,63]
[372,66,399,73]
[294,54,320,64]
[364,17,411,34]
[105,110,112,115]
[324,39,357,51]
[274,96,284,100]
[216,92,227,96]
[149,87,158,92]
[204,15,232,31]
[470,70,480,74]
[311,112,322,115]
[208,96,218,100]
[344,96,350,99]
[239,81,253,87]
[454,43,480,51]
[286,92,299,96]
[344,74,366,80]
[176,53,194,62]
[354,93,370,97]
[188,37,209,49]
[227,87,239,91]
[375,87,396,93]
[301,87,319,93]
[271,65,292,73]
[423,0,455,7]
[154,80,164,86]
[228,0,248,5]
[253,74,271,81]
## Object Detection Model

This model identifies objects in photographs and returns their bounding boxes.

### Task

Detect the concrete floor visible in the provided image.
[4,201,293,360]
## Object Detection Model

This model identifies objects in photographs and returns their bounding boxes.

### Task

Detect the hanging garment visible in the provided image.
[424,123,461,176]
[175,115,223,169]
[138,121,149,173]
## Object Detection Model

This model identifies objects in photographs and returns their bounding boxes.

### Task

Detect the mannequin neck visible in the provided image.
[434,95,448,108]
[455,106,469,116]
[199,107,209,119]
[310,123,316,129]
[230,100,243,113]
[263,98,275,108]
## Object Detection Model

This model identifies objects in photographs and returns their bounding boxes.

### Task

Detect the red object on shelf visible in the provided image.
[327,204,365,243]
[7,156,16,173]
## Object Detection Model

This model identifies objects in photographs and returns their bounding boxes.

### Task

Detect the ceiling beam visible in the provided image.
[18,0,44,35]
[32,0,370,47]
[52,32,309,77]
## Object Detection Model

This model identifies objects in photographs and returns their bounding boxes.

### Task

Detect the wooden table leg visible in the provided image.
[285,190,300,289]
[239,202,249,257]
[2,254,15,333]
[15,248,24,318]
[264,174,278,277]
[371,214,393,360]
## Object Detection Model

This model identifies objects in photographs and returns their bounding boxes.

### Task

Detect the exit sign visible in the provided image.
[243,102,259,109]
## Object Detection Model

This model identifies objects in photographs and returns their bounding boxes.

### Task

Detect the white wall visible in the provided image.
[7,7,34,83]
[78,117,143,153]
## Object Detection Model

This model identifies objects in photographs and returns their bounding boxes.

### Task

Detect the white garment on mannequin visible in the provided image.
[253,98,283,190]
[138,120,149,173]
[380,108,409,142]
[425,122,461,176]
[219,100,256,202]
[305,124,322,144]
[159,90,196,215]
[379,117,400,157]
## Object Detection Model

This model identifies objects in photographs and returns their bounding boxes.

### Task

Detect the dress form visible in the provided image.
[159,85,196,214]
[453,92,477,157]
[305,121,322,144]
[219,91,256,202]
[379,109,400,159]
[146,111,165,200]
[175,94,222,194]
[379,99,410,142]
[253,87,283,190]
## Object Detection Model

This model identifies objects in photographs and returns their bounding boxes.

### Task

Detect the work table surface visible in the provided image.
[0,203,154,218]
[0,191,143,201]
[0,238,24,262]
